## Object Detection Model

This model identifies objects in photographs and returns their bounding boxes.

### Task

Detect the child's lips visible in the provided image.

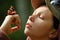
[26,23,32,28]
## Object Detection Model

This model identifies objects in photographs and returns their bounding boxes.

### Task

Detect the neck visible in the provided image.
[26,36,50,40]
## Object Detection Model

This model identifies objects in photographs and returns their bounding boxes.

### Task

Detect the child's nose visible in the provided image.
[29,16,35,22]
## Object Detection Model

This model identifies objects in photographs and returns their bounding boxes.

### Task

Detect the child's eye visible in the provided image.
[39,14,44,20]
[37,13,44,20]
[39,16,44,20]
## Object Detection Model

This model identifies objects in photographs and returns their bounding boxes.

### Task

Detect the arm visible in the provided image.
[0,6,21,34]
[6,14,21,34]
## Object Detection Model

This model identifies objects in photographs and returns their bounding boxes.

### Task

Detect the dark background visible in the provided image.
[0,0,33,40]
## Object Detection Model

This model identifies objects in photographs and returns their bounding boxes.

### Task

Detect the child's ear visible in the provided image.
[49,29,57,39]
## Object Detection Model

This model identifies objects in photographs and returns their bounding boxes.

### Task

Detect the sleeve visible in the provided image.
[0,30,10,40]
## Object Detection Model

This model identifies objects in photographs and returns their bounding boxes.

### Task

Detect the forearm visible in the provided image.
[0,16,13,34]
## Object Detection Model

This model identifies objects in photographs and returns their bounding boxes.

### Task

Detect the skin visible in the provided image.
[0,6,20,34]
[0,15,20,34]
[24,6,57,40]
[31,0,45,9]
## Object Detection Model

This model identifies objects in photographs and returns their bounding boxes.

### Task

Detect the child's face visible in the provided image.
[24,6,53,38]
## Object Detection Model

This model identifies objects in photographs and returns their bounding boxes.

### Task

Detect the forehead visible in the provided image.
[33,6,51,15]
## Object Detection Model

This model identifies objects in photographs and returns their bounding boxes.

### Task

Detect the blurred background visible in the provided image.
[0,0,33,40]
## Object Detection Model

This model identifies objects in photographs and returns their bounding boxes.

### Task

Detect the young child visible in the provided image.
[0,0,60,40]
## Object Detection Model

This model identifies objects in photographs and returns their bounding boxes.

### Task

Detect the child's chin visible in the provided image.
[24,28,30,36]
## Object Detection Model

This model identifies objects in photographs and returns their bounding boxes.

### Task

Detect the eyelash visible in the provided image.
[30,13,44,20]
[38,15,44,20]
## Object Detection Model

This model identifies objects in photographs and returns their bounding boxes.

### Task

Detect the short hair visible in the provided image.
[51,0,60,30]
[52,16,59,40]
[53,16,59,30]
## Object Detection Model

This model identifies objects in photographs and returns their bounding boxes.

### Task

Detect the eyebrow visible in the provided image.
[37,10,47,14]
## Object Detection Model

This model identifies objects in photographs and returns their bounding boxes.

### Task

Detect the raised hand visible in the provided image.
[0,6,21,34]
